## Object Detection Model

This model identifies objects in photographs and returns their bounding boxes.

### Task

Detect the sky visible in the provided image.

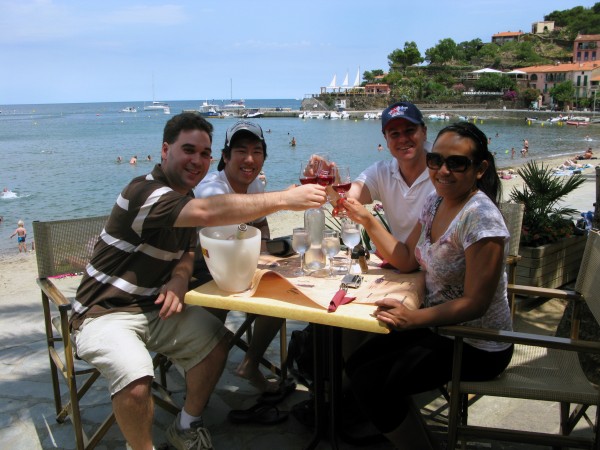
[1,0,597,105]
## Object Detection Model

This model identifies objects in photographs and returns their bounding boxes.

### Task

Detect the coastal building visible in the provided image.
[574,34,600,62]
[516,61,600,107]
[364,83,391,95]
[531,21,555,35]
[491,31,524,45]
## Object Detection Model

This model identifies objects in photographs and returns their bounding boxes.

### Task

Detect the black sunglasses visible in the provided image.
[426,152,473,173]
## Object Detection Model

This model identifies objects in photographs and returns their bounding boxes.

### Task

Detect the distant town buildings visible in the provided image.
[314,22,600,109]
[491,31,524,45]
[574,34,600,62]
[531,21,555,34]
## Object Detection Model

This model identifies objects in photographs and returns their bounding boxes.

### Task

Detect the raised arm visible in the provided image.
[175,184,326,228]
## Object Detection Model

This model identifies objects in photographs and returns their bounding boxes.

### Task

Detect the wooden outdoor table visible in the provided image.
[185,254,423,449]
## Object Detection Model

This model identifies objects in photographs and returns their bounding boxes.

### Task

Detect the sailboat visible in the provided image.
[222,79,245,110]
[143,75,171,114]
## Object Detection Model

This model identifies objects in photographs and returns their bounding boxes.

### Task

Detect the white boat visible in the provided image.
[222,99,245,110]
[340,111,350,120]
[427,113,450,120]
[121,106,137,113]
[299,111,325,119]
[144,101,171,113]
[328,111,341,120]
[364,112,377,120]
[198,101,223,118]
[243,110,263,119]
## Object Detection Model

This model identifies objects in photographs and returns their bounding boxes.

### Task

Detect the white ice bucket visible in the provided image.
[199,224,261,293]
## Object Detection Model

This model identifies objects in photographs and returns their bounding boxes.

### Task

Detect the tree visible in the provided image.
[457,38,484,64]
[520,87,541,108]
[362,69,384,84]
[425,38,459,65]
[474,73,516,92]
[546,4,600,38]
[549,81,575,108]
[388,42,423,70]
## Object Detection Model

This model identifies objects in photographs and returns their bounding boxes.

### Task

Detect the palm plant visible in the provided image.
[509,161,585,247]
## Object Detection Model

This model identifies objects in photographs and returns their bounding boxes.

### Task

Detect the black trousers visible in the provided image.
[345,328,513,433]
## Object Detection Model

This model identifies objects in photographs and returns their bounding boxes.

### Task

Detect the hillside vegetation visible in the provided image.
[354,3,600,107]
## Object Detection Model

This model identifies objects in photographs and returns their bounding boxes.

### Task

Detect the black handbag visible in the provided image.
[266,236,295,257]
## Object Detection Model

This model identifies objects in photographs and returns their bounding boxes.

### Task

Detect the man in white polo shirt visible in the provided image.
[349,101,434,243]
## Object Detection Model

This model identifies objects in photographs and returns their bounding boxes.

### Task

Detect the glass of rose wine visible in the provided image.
[299,160,317,185]
[332,166,351,218]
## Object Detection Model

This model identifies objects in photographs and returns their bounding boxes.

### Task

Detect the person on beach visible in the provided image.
[10,219,27,253]
[70,113,326,450]
[194,120,285,395]
[577,147,595,160]
[340,122,513,449]
[511,147,515,159]
[523,139,529,155]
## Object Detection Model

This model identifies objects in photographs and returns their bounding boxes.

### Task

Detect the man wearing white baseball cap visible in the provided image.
[195,120,289,398]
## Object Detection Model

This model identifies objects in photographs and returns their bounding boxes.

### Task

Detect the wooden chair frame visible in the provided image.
[34,216,178,450]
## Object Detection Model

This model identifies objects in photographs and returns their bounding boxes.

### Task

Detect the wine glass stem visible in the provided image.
[329,257,334,277]
[300,253,305,273]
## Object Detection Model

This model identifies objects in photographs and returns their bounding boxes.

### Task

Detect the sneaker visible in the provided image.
[166,415,214,450]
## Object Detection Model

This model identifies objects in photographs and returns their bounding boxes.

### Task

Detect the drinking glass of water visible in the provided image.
[292,227,309,275]
[342,221,361,269]
[321,229,341,278]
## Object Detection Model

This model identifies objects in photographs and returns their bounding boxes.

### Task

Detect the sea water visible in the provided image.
[0,100,597,256]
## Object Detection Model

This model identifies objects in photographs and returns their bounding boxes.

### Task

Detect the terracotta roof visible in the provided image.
[516,62,600,73]
[576,34,600,41]
[492,31,523,37]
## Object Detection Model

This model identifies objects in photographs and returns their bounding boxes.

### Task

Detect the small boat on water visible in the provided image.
[144,101,171,114]
[222,99,245,110]
[427,113,450,120]
[364,112,377,120]
[198,101,223,118]
[243,109,264,119]
[121,106,137,113]
[299,111,326,119]
[566,120,590,127]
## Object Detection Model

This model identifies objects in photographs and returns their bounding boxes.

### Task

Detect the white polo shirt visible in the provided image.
[355,149,435,242]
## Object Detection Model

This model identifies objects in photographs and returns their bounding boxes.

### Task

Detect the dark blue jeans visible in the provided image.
[345,327,513,433]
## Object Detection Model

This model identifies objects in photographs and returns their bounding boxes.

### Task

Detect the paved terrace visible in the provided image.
[0,269,596,450]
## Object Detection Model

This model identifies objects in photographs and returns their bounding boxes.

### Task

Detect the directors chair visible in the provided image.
[439,229,600,450]
[34,216,178,450]
[498,202,525,319]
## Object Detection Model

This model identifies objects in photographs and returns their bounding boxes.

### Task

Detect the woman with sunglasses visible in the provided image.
[340,122,513,449]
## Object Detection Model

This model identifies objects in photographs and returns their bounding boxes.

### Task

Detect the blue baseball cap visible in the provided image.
[381,102,424,132]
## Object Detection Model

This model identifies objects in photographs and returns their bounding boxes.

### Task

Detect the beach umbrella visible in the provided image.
[472,68,503,73]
